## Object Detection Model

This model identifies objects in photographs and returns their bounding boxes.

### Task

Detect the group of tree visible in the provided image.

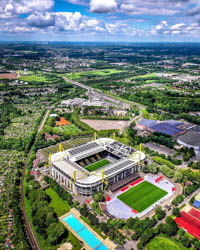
[79,203,126,246]
[137,216,179,249]
[44,176,73,205]
[27,187,67,245]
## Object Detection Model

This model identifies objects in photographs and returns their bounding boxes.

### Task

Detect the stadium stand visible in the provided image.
[68,142,99,155]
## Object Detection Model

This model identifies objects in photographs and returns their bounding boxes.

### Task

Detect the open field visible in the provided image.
[130,73,156,80]
[0,72,18,79]
[81,119,128,132]
[68,69,123,79]
[147,236,188,250]
[39,137,91,158]
[45,188,70,217]
[118,181,167,212]
[53,124,81,135]
[85,159,110,172]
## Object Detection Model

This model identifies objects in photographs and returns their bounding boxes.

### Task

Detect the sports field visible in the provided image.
[147,236,188,250]
[118,181,167,212]
[85,159,110,172]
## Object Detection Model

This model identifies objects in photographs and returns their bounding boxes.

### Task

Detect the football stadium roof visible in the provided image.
[137,119,157,128]
[150,123,183,136]
[178,131,200,148]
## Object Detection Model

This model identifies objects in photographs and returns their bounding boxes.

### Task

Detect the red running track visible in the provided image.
[188,208,200,221]
[155,176,163,183]
[120,186,129,192]
[106,196,111,202]
[131,209,137,214]
[130,178,144,187]
[175,211,200,240]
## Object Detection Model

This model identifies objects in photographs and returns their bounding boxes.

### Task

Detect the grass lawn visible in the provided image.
[53,124,81,134]
[147,236,188,250]
[85,159,110,172]
[68,69,123,79]
[45,188,70,217]
[118,181,167,212]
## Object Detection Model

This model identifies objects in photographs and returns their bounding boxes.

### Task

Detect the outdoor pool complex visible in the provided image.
[62,214,108,250]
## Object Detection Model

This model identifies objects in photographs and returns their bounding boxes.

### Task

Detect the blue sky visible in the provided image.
[0,0,200,41]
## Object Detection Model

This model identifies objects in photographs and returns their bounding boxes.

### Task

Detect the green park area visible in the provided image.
[68,69,123,80]
[85,159,110,172]
[147,236,188,250]
[53,124,81,135]
[45,188,70,217]
[118,181,167,212]
[130,73,156,80]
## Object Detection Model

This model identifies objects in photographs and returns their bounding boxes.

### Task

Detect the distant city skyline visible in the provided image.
[0,0,200,42]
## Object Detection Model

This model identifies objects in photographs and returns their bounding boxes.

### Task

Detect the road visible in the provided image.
[20,110,50,250]
[65,77,144,110]
[120,115,140,135]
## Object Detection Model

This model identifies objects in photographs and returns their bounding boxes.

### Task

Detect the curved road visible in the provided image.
[20,110,50,250]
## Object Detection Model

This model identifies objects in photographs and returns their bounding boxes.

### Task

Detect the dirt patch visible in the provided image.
[81,119,128,132]
[0,72,18,79]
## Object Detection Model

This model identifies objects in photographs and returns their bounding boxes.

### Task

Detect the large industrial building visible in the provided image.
[50,138,145,196]
[136,119,184,137]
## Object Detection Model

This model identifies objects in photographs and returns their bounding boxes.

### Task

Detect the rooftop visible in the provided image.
[177,131,200,147]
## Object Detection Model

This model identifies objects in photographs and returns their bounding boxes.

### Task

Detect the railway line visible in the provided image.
[20,110,50,250]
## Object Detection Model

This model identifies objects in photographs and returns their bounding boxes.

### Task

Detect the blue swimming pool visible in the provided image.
[62,214,108,250]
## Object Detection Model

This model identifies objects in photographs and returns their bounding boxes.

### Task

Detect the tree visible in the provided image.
[155,206,166,220]
[141,228,154,244]
[80,203,88,217]
[181,235,191,248]
[148,163,158,174]
[100,222,109,233]
[172,207,181,217]
[47,223,67,245]
[173,172,183,183]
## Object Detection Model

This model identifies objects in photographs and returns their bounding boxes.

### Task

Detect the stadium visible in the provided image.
[50,138,145,196]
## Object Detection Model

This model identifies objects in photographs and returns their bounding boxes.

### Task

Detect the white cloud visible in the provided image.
[0,0,54,18]
[151,20,200,37]
[27,12,55,28]
[90,0,117,13]
[119,0,191,16]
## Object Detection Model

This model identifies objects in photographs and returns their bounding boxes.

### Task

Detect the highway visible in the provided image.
[65,77,133,109]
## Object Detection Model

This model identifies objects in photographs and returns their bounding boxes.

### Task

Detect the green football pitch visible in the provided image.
[85,159,110,172]
[118,181,168,212]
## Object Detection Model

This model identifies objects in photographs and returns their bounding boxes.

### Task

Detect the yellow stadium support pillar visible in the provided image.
[73,171,76,184]
[58,143,64,152]
[48,153,52,165]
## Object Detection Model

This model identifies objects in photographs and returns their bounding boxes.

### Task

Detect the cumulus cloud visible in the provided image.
[90,0,117,13]
[27,12,55,28]
[119,0,192,16]
[151,20,200,36]
[0,0,54,18]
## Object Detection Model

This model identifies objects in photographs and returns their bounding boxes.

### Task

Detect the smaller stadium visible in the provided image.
[106,175,175,219]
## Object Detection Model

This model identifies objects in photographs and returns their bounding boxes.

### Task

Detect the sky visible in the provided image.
[0,0,200,42]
